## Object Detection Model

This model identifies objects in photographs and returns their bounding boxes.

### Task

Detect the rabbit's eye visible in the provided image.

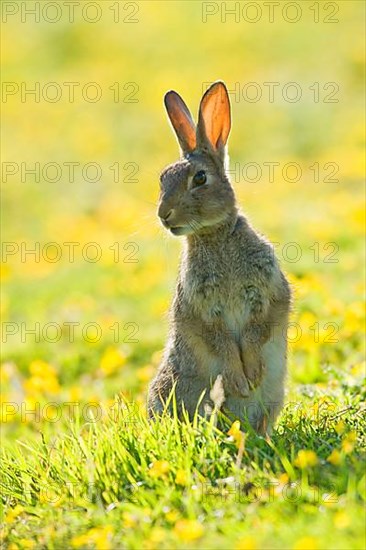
[192,170,207,186]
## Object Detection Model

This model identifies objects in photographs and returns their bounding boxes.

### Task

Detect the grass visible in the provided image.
[1,0,365,548]
[1,381,365,550]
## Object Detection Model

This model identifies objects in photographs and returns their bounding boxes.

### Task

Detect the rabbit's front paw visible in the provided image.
[223,368,250,398]
[242,349,264,390]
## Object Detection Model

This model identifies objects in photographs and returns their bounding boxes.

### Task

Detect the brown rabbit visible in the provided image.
[148,81,291,434]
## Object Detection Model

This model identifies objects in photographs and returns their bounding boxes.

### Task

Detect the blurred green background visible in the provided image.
[1,0,365,432]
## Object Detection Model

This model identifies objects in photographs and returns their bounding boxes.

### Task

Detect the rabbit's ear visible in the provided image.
[164,91,196,155]
[197,81,231,161]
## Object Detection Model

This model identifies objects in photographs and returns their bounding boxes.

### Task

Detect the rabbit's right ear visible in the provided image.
[164,91,196,155]
[196,81,231,163]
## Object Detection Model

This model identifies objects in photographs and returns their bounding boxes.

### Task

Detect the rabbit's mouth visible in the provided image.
[169,226,191,236]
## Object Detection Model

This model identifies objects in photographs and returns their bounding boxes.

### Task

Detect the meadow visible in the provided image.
[1,1,365,548]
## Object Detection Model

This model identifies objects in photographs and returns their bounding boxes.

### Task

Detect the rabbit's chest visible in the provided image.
[189,269,227,304]
[183,265,245,323]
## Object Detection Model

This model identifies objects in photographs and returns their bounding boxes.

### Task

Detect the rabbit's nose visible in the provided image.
[159,208,174,223]
[164,209,174,221]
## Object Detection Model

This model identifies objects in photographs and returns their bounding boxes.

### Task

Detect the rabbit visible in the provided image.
[147,81,291,434]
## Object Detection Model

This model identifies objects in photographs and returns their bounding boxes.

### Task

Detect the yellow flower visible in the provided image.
[149,460,170,479]
[310,397,336,419]
[278,473,289,484]
[24,360,60,396]
[122,511,137,529]
[149,527,165,544]
[327,449,342,466]
[29,359,56,377]
[0,362,14,383]
[18,540,35,549]
[293,536,319,550]
[342,432,357,454]
[235,535,257,549]
[174,519,204,542]
[68,386,82,402]
[100,347,127,376]
[0,263,11,281]
[165,509,180,523]
[334,420,346,435]
[228,420,244,448]
[71,533,88,547]
[175,469,188,486]
[350,361,366,378]
[228,420,240,438]
[5,504,24,523]
[294,450,318,469]
[71,525,113,550]
[333,511,350,529]
[272,473,290,496]
[136,364,155,383]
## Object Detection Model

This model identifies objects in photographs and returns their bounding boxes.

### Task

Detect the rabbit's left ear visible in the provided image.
[197,81,231,161]
[164,90,196,155]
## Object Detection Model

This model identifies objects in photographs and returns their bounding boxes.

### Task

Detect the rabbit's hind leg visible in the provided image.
[259,321,288,432]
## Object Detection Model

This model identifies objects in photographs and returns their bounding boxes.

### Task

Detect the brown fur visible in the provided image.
[148,82,291,433]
